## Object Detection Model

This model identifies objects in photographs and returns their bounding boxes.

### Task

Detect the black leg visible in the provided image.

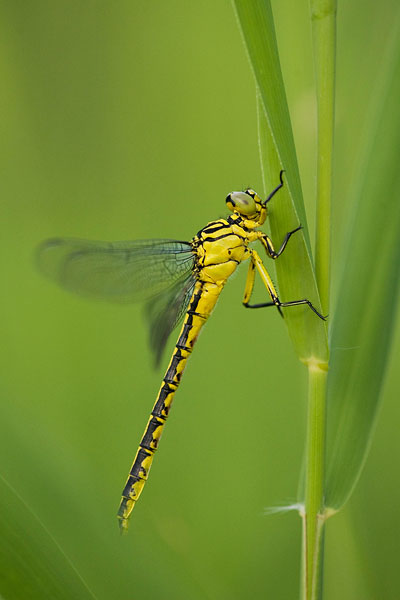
[278,299,327,320]
[243,296,326,321]
[244,300,284,318]
[264,169,285,205]
[263,225,302,259]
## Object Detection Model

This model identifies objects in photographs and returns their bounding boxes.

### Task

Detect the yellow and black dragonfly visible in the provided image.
[37,171,325,531]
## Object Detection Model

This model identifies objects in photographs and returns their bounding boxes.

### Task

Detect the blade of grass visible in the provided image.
[325,13,400,511]
[233,0,328,365]
[311,0,336,318]
[302,3,337,599]
[0,474,97,600]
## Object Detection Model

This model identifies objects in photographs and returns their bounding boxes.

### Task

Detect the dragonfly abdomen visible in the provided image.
[117,279,222,531]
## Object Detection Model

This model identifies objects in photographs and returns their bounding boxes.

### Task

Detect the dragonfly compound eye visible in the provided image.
[226,191,257,216]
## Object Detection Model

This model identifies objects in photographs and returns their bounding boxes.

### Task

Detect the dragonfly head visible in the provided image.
[225,189,267,225]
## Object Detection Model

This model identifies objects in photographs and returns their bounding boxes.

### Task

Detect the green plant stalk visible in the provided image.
[303,2,336,599]
[303,365,327,600]
[311,0,336,317]
[232,2,330,596]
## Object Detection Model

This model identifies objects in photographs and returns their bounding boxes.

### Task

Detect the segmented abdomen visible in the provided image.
[117,278,222,531]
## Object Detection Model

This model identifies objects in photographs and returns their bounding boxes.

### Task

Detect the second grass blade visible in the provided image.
[325,14,400,511]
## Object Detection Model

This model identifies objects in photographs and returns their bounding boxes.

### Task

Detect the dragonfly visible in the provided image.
[37,171,325,532]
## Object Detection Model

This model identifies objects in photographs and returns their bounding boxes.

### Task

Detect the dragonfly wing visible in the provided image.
[145,272,197,366]
[36,238,195,303]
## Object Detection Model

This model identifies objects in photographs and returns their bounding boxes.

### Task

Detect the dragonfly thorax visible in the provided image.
[225,189,267,226]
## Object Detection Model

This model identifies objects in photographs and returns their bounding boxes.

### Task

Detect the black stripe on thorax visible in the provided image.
[200,231,246,243]
[227,214,250,231]
[197,221,230,236]
[203,258,240,267]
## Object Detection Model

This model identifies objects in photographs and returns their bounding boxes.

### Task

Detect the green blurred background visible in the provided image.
[1,1,399,598]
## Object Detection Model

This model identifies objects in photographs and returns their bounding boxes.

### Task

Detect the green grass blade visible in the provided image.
[301,3,336,599]
[233,0,328,363]
[0,475,97,600]
[311,0,337,317]
[325,16,400,511]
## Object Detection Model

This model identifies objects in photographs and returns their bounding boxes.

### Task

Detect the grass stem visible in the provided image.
[303,364,328,600]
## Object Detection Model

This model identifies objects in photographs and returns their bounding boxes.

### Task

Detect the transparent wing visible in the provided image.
[145,272,197,366]
[36,237,196,303]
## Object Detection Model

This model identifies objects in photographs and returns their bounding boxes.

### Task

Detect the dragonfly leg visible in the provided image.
[260,226,302,259]
[264,169,285,205]
[242,257,256,305]
[276,298,326,320]
[243,250,326,320]
[243,251,283,317]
